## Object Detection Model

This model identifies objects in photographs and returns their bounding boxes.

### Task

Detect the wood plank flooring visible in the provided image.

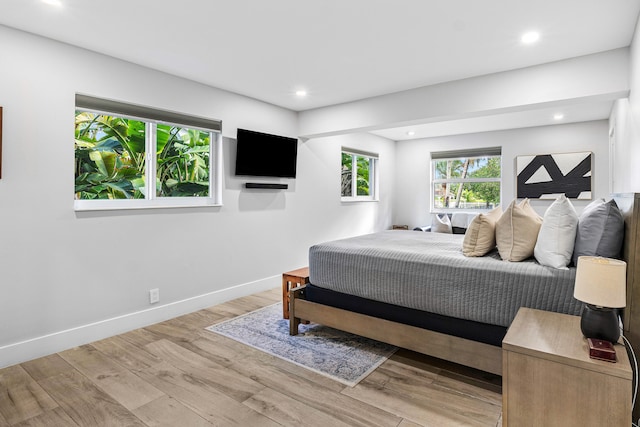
[0,288,503,426]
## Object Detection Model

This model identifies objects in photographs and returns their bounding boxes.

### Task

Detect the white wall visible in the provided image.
[394,121,610,228]
[610,15,640,193]
[0,26,394,367]
[296,133,396,238]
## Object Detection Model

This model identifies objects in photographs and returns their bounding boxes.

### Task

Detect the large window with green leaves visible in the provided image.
[74,95,222,210]
[431,147,501,211]
[341,149,378,201]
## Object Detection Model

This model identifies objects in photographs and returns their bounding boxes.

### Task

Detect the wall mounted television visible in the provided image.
[235,128,298,178]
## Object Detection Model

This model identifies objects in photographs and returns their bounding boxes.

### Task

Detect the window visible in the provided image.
[341,148,378,201]
[431,147,501,211]
[74,95,222,210]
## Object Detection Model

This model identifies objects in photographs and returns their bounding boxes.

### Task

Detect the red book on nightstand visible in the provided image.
[587,338,617,362]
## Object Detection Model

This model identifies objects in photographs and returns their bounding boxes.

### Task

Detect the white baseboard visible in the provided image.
[0,276,280,369]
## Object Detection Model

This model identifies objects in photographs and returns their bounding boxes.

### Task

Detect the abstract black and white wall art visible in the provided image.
[516,152,592,199]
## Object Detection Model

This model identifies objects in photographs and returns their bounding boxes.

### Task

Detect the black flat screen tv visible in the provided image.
[235,128,298,178]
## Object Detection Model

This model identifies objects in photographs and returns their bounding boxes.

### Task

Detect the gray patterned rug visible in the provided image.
[205,303,397,386]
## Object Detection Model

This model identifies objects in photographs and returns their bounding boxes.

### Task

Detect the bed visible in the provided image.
[289,193,640,376]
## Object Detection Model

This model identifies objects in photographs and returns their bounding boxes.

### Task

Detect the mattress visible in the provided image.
[308,230,581,327]
[304,284,508,346]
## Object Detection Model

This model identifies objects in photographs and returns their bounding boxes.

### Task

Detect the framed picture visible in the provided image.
[516,151,592,199]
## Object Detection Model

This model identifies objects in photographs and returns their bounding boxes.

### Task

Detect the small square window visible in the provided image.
[341,149,378,202]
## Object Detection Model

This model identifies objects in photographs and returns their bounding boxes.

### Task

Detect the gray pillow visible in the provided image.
[572,199,624,265]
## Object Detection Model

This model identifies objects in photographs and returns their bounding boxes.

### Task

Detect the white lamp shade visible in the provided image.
[574,256,627,308]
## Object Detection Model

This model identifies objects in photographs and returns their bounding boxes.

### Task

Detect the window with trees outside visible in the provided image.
[431,147,501,211]
[341,149,378,201]
[74,95,222,211]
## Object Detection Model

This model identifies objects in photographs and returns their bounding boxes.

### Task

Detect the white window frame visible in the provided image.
[74,96,223,211]
[430,147,502,213]
[341,148,379,202]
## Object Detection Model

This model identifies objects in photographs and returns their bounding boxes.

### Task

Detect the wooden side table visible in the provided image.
[282,267,310,319]
[502,308,632,426]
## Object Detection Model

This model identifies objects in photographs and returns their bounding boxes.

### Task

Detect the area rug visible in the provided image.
[205,303,397,386]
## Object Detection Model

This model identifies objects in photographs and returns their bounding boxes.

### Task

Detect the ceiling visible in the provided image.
[1,0,639,139]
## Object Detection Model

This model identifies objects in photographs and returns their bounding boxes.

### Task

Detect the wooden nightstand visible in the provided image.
[282,267,309,319]
[502,308,632,426]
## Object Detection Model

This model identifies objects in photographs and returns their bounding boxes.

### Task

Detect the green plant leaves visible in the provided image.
[75,112,146,200]
[341,153,371,197]
[156,124,210,198]
[89,150,117,177]
[75,111,211,200]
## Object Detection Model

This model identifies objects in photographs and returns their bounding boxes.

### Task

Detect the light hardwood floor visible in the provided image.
[0,288,503,426]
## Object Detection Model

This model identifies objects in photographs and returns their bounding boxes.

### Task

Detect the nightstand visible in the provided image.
[502,308,632,426]
[282,267,309,320]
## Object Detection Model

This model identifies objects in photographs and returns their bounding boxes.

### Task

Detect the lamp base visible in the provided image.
[580,304,620,343]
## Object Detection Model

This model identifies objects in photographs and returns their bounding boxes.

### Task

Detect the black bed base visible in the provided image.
[304,284,507,347]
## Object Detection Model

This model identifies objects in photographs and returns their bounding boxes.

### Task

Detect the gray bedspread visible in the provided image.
[308,230,581,327]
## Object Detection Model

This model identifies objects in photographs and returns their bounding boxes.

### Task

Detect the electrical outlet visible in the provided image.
[149,288,160,304]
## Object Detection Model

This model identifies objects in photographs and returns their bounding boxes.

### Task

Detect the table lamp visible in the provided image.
[574,256,627,343]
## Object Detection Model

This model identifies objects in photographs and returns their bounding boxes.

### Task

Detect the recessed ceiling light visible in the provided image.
[295,90,307,97]
[406,131,416,136]
[521,31,540,44]
[42,0,62,6]
[553,113,564,120]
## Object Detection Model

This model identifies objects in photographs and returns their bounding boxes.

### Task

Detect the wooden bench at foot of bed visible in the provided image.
[288,285,503,375]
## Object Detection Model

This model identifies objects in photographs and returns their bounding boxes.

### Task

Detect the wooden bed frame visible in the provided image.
[289,193,640,376]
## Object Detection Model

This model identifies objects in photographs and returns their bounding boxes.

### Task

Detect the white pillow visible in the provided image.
[534,195,579,269]
[431,214,453,233]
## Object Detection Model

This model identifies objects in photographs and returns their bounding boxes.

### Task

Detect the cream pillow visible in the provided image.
[534,195,578,269]
[462,207,502,256]
[431,214,453,233]
[496,199,543,262]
